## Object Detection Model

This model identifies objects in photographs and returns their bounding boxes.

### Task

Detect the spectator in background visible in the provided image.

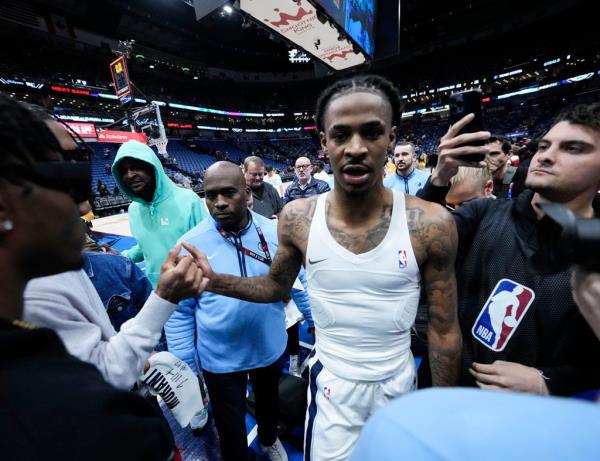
[312,160,332,188]
[510,141,537,199]
[384,154,396,177]
[243,156,283,219]
[264,165,284,196]
[98,182,109,197]
[112,184,120,196]
[173,170,184,185]
[486,135,517,199]
[418,153,428,171]
[112,141,208,288]
[283,156,330,204]
[384,141,430,195]
[445,166,495,209]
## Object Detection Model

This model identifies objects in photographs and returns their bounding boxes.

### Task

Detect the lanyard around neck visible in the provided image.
[216,216,272,266]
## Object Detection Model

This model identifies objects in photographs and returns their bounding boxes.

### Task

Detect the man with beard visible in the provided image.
[485,135,517,199]
[417,104,600,395]
[383,141,430,195]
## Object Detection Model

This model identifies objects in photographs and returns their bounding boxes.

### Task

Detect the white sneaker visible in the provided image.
[261,438,288,461]
[288,355,300,377]
[189,407,208,432]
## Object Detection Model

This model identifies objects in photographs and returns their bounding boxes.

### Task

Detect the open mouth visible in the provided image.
[341,165,371,185]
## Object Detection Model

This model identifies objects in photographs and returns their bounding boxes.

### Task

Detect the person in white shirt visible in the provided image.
[313,160,333,188]
[264,165,284,196]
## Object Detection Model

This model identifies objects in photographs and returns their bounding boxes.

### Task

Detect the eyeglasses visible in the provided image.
[295,164,311,170]
[3,162,92,204]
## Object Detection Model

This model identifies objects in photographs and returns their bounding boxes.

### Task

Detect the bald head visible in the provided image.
[205,161,246,190]
[294,156,312,184]
[204,161,251,231]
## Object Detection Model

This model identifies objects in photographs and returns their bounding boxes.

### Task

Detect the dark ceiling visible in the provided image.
[25,0,590,76]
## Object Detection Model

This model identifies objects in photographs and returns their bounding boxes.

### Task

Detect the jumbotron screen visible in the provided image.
[317,0,376,57]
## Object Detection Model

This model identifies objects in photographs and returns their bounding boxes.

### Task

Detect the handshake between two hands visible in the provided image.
[155,242,215,304]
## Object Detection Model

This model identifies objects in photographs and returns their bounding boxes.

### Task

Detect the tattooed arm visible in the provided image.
[193,199,313,303]
[410,200,462,386]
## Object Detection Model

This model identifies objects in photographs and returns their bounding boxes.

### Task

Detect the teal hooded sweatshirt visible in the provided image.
[112,141,207,287]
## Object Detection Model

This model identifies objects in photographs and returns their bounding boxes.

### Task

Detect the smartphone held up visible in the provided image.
[448,89,487,163]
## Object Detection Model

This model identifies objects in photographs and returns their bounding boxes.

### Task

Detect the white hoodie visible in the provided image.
[24,269,177,390]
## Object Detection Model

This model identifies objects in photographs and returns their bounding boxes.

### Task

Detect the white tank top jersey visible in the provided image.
[305,190,421,381]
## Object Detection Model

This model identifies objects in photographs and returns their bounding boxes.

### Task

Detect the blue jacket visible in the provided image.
[283,177,330,204]
[83,252,152,332]
[383,168,430,195]
[165,211,313,374]
[83,252,168,351]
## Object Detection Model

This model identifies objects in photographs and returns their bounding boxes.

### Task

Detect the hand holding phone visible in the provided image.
[448,90,487,162]
[429,91,491,187]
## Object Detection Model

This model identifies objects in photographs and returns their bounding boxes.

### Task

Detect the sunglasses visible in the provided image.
[4,162,92,204]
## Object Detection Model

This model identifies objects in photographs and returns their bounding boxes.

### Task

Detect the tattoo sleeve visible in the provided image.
[208,204,306,303]
[420,207,462,386]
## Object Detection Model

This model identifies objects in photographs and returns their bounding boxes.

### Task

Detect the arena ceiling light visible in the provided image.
[223,5,233,14]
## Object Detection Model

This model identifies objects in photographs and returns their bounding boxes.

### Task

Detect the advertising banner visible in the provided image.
[65,122,97,138]
[97,130,147,144]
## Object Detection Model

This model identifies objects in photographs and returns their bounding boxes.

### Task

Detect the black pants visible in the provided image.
[286,323,299,356]
[203,357,282,461]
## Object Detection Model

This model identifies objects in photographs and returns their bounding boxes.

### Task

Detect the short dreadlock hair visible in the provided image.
[315,75,402,133]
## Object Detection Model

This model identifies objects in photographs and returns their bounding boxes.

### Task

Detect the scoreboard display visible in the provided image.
[109,56,132,105]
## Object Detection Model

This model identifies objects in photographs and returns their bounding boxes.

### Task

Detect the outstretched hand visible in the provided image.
[431,113,491,186]
[155,244,210,303]
[181,241,215,281]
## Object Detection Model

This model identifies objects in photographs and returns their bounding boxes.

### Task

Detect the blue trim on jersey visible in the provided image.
[305,355,323,461]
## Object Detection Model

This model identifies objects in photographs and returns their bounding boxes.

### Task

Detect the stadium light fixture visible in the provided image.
[223,5,233,14]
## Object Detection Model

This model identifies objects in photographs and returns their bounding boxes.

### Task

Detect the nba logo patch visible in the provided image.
[398,250,408,269]
[472,279,535,352]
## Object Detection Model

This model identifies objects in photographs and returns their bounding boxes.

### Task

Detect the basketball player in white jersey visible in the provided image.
[193,75,462,460]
